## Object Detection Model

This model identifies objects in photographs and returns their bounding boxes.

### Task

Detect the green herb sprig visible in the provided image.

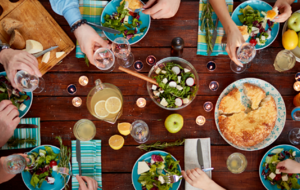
[137,139,185,151]
[200,3,215,54]
[56,136,71,190]
[7,137,36,148]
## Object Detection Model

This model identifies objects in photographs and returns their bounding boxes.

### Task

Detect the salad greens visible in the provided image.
[262,148,300,190]
[138,154,181,190]
[102,1,146,40]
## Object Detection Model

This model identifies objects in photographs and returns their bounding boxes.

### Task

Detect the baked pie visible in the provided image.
[219,88,246,114]
[244,83,266,110]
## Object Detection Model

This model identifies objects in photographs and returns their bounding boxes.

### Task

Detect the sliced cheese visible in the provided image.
[25,40,43,54]
[138,161,150,175]
[19,103,27,111]
[56,51,65,58]
[42,52,50,63]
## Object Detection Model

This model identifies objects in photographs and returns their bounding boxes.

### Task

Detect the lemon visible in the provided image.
[282,29,298,50]
[109,135,124,150]
[94,100,109,118]
[105,97,122,114]
[118,122,132,136]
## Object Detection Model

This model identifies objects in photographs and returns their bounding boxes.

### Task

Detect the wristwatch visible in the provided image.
[0,39,10,52]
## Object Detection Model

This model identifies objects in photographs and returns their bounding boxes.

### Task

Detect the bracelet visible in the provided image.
[70,19,87,33]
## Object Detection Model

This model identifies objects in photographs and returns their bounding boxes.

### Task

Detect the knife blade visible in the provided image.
[208,17,219,56]
[197,139,204,169]
[17,124,38,128]
[32,46,59,58]
[76,140,82,176]
[87,22,121,34]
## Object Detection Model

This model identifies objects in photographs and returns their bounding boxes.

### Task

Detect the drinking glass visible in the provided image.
[289,128,300,145]
[14,70,45,93]
[226,152,247,174]
[274,50,296,72]
[73,119,96,141]
[230,43,256,74]
[3,153,36,174]
[130,120,150,143]
[112,37,134,68]
[93,48,115,72]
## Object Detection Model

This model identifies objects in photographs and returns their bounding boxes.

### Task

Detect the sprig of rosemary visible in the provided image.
[200,2,215,54]
[56,136,71,190]
[137,139,185,151]
[84,55,90,67]
[7,137,36,148]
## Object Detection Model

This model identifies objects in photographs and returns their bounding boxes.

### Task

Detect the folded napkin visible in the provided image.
[197,0,233,56]
[184,138,211,190]
[76,0,108,58]
[71,140,102,190]
[1,118,41,150]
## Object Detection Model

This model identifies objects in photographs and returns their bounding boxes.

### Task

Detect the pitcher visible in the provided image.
[87,79,123,124]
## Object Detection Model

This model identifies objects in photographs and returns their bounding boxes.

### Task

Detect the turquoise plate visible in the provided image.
[21,145,71,190]
[231,0,280,50]
[101,0,151,45]
[0,71,32,118]
[132,150,182,190]
[259,145,300,190]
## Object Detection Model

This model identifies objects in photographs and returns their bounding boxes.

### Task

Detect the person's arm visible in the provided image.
[142,0,181,19]
[76,175,98,190]
[273,0,293,23]
[277,159,300,173]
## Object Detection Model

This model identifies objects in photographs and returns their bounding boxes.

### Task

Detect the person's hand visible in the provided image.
[276,159,300,174]
[182,168,225,190]
[273,0,292,23]
[142,0,181,19]
[0,49,41,90]
[0,100,20,147]
[74,24,110,66]
[76,175,98,190]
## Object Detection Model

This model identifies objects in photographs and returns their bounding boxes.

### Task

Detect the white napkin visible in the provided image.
[184,138,211,190]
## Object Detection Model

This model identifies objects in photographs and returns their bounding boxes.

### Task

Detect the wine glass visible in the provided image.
[112,37,134,68]
[289,128,300,145]
[14,70,45,93]
[230,43,256,74]
[93,48,115,72]
[3,153,36,174]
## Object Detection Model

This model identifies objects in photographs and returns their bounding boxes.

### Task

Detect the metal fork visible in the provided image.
[163,168,214,184]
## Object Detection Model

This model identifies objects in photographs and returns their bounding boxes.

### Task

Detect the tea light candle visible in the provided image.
[67,84,77,95]
[134,60,144,71]
[203,101,213,112]
[72,97,82,107]
[209,81,219,91]
[207,61,216,71]
[295,72,300,81]
[146,55,156,66]
[196,116,206,126]
[294,81,300,91]
[79,76,89,86]
[136,98,146,108]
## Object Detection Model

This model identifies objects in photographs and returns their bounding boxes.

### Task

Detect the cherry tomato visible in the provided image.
[129,12,137,17]
[50,160,57,168]
[249,39,257,46]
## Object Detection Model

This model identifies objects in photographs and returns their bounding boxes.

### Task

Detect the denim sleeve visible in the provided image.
[49,0,83,27]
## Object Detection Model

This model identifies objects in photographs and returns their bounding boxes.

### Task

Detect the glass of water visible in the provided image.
[3,153,35,174]
[93,48,115,72]
[112,37,134,68]
[130,120,150,143]
[226,152,247,174]
[14,70,45,93]
[230,43,256,74]
[289,128,300,145]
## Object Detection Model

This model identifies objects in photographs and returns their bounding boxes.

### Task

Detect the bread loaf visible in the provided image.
[9,29,26,49]
[1,18,23,34]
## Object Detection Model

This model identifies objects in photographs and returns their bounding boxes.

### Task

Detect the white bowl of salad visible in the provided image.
[147,57,199,110]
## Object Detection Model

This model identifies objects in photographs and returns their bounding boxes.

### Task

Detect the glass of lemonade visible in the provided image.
[73,119,96,141]
[274,50,296,72]
[87,79,123,124]
[227,152,247,174]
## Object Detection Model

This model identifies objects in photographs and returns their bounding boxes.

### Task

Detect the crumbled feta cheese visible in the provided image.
[269,172,276,180]
[177,76,181,83]
[152,85,157,91]
[184,68,190,73]
[162,78,168,84]
[52,166,58,171]
[153,91,160,97]
[151,159,155,164]
[138,161,150,175]
[155,68,161,74]
[168,82,177,88]
[253,30,259,34]
[124,16,129,24]
[176,85,183,91]
[252,26,259,32]
[282,175,288,181]
[160,98,168,107]
[275,169,281,174]
[161,70,167,74]
[293,151,296,157]
[158,176,165,184]
[261,11,267,16]
[19,103,27,111]
[261,36,266,41]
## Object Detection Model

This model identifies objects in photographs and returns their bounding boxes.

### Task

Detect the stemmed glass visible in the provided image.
[112,37,134,68]
[230,43,256,74]
[93,48,115,72]
[14,70,45,93]
[3,153,37,174]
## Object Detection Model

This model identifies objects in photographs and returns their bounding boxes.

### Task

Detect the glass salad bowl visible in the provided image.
[147,57,199,110]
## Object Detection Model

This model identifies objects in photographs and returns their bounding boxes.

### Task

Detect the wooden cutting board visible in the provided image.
[0,0,75,75]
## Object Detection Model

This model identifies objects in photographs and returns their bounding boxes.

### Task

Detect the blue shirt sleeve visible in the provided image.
[50,0,82,27]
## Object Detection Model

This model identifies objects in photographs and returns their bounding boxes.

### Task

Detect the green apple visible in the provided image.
[164,114,184,133]
[288,12,300,32]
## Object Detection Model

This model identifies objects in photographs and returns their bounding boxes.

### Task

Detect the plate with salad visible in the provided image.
[132,150,182,190]
[259,145,300,190]
[21,145,71,190]
[101,0,150,45]
[231,0,280,50]
[0,71,32,118]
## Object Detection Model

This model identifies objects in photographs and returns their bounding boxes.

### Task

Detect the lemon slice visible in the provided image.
[94,100,109,118]
[105,97,122,114]
[109,135,124,150]
[117,122,132,136]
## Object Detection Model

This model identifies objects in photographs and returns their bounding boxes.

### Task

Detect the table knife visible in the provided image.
[17,124,38,128]
[32,46,59,58]
[197,139,204,169]
[208,17,219,56]
[76,140,82,176]
[87,22,121,34]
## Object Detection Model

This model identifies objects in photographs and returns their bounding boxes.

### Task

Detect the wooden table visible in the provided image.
[1,1,300,189]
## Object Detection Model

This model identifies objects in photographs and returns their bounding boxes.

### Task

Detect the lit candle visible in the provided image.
[136,98,146,108]
[72,97,82,107]
[196,116,206,126]
[146,55,157,66]
[203,101,213,112]
[67,84,77,95]
[134,60,144,71]
[209,81,219,91]
[207,61,216,71]
[79,76,89,86]
[295,72,300,81]
[294,81,300,91]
